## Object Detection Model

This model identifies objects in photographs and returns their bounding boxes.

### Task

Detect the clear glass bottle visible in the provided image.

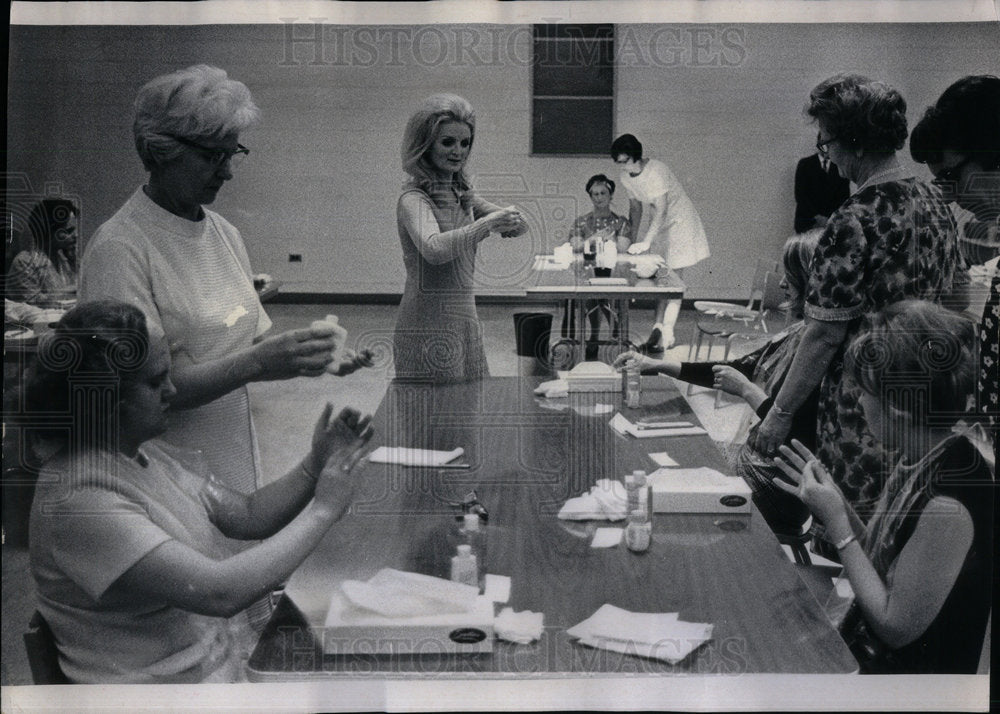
[461,513,486,589]
[625,362,641,408]
[624,509,652,553]
[450,544,478,588]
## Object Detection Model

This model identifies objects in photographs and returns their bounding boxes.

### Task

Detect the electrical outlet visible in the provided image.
[288,253,302,263]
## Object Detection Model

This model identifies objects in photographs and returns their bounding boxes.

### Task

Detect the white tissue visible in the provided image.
[494,607,544,644]
[557,479,628,521]
[310,314,349,372]
[534,378,568,399]
[339,568,479,618]
[568,604,713,665]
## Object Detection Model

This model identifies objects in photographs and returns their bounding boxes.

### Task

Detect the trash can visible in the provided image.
[513,312,553,362]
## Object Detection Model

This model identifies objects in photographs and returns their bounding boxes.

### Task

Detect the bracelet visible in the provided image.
[834,534,857,552]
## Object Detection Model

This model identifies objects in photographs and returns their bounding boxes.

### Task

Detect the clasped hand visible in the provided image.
[612,350,667,374]
[486,206,529,237]
[306,403,375,517]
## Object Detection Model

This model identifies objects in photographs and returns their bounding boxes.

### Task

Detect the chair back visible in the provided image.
[23,611,69,684]
[757,271,791,331]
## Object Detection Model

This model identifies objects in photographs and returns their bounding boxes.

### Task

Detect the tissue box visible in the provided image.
[322,591,495,655]
[648,467,752,513]
[565,361,621,393]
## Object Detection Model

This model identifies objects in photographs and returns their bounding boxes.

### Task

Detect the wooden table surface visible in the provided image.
[247,376,857,679]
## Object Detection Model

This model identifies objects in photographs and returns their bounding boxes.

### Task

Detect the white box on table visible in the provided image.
[648,467,752,514]
[565,361,622,393]
[322,590,495,655]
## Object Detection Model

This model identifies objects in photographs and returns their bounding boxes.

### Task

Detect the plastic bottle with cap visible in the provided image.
[450,545,478,588]
[624,360,641,408]
[625,470,647,515]
[624,510,652,553]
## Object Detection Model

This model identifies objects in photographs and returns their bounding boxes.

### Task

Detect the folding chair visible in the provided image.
[23,610,69,684]
[689,258,779,334]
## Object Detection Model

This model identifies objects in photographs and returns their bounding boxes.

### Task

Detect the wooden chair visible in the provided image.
[23,610,69,684]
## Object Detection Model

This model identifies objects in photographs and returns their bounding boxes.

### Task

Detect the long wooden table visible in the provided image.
[247,376,856,679]
[526,256,685,363]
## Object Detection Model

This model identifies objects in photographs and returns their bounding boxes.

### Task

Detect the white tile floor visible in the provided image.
[1,302,754,685]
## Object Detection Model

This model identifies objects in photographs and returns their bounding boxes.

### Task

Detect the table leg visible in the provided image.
[617,299,630,353]
[575,298,586,364]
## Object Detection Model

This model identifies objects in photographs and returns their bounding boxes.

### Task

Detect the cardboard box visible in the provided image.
[648,467,752,514]
[322,591,495,655]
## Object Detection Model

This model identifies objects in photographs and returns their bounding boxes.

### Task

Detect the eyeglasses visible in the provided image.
[815,134,837,157]
[168,135,250,169]
[931,156,974,190]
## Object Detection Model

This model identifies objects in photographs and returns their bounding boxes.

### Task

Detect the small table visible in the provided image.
[526,256,685,364]
[247,376,856,680]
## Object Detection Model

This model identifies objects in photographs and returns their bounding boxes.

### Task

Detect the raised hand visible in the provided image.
[772,439,847,527]
[309,405,375,519]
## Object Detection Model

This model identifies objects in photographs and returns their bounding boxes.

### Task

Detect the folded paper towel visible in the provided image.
[494,607,544,644]
[567,604,713,665]
[339,568,479,618]
[368,446,464,467]
[534,378,568,399]
[557,479,628,521]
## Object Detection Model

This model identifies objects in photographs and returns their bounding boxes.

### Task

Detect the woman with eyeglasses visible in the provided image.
[911,75,1000,429]
[5,198,79,307]
[79,66,367,587]
[752,75,964,542]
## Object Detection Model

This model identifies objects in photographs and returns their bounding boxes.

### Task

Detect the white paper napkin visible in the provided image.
[567,604,713,665]
[494,607,545,644]
[591,528,624,548]
[534,379,568,399]
[557,479,628,521]
[368,446,464,467]
[648,452,678,467]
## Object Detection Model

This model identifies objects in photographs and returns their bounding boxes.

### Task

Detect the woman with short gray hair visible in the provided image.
[80,65,360,519]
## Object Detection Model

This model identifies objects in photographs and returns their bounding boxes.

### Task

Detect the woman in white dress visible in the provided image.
[79,67,367,612]
[611,133,710,353]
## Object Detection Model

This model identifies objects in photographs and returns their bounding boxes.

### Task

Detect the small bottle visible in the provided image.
[461,513,487,588]
[450,544,478,588]
[632,469,648,517]
[624,472,639,514]
[625,362,641,408]
[625,509,652,553]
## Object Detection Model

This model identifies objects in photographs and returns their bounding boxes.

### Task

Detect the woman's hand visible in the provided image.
[712,365,753,399]
[752,406,794,456]
[251,324,344,380]
[484,206,528,237]
[772,439,850,534]
[627,241,651,255]
[612,350,677,376]
[309,405,374,519]
[326,348,375,377]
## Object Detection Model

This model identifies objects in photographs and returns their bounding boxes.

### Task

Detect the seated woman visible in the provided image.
[27,300,374,683]
[567,174,632,359]
[773,300,992,674]
[6,199,79,307]
[613,231,819,535]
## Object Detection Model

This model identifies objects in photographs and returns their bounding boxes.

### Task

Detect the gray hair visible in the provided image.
[133,64,261,170]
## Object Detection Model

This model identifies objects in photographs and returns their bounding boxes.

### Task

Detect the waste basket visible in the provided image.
[513,312,553,362]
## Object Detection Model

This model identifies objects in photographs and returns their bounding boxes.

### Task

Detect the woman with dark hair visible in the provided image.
[568,173,633,359]
[393,93,528,382]
[911,74,1000,426]
[27,300,373,683]
[6,198,79,306]
[610,133,710,353]
[774,301,991,674]
[753,75,962,526]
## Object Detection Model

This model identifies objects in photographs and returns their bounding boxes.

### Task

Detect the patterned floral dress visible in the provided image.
[803,177,961,516]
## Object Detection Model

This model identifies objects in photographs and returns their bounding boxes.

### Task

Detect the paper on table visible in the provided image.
[567,603,713,665]
[533,255,571,271]
[648,452,678,467]
[368,446,464,467]
[534,378,568,399]
[590,528,623,548]
[609,413,706,438]
[484,574,511,604]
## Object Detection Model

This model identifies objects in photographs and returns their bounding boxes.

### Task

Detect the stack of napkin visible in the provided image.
[534,378,568,399]
[567,604,713,664]
[494,607,545,644]
[339,568,479,617]
[557,479,628,521]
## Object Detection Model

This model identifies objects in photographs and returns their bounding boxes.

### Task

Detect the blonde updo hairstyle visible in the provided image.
[133,64,261,171]
[401,93,476,194]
